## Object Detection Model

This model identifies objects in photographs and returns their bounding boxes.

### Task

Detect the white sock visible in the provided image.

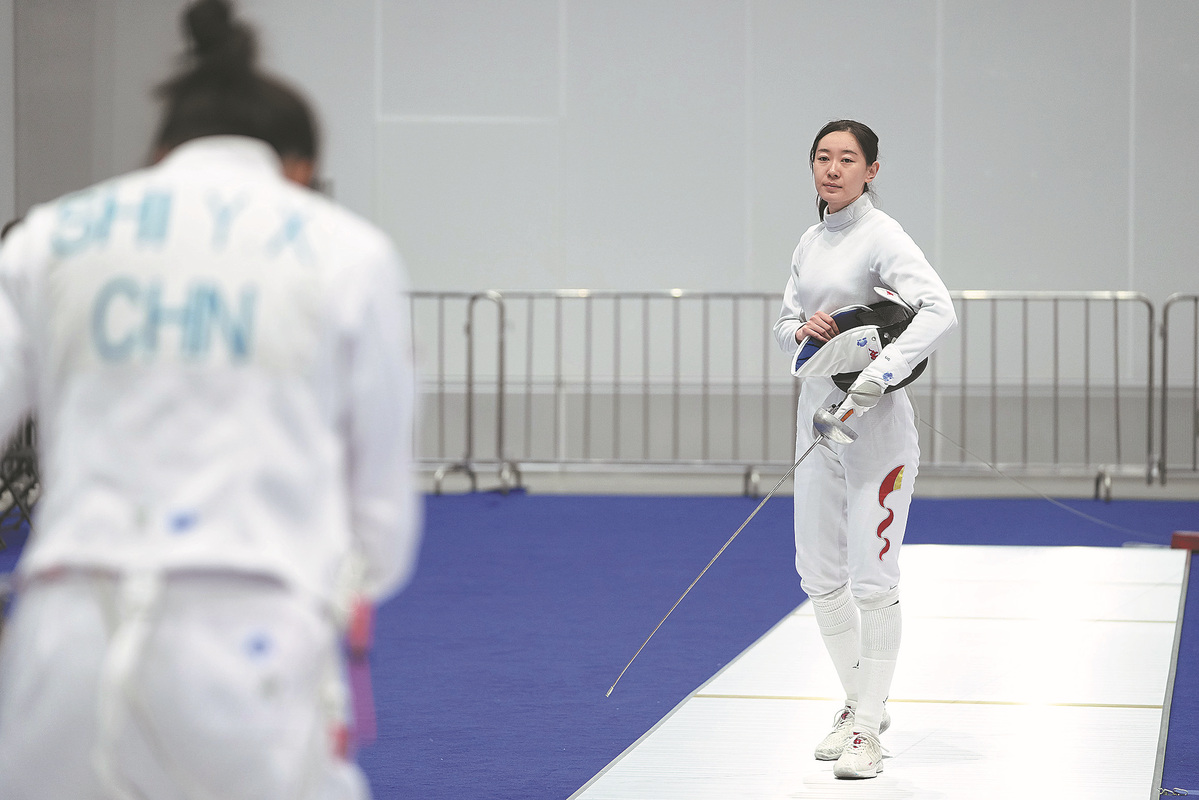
[855,601,901,735]
[810,584,860,708]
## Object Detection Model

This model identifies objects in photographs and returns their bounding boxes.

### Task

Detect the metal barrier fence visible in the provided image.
[413,290,1160,495]
[0,416,38,548]
[0,290,1171,507]
[917,291,1155,500]
[1160,293,1199,484]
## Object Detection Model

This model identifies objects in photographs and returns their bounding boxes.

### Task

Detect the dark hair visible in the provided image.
[808,119,879,220]
[1,217,22,241]
[153,0,318,161]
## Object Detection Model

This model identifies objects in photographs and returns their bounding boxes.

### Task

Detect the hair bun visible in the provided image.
[184,0,255,68]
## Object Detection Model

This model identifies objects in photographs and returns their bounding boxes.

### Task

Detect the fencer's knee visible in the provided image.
[808,582,852,611]
[853,586,899,611]
[808,583,857,634]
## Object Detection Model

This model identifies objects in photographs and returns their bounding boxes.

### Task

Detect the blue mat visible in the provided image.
[1168,555,1199,793]
[356,493,1198,799]
[0,513,29,575]
[2,494,1196,796]
[358,493,803,798]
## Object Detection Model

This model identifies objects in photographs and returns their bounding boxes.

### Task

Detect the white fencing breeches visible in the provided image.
[792,380,919,607]
[0,570,369,800]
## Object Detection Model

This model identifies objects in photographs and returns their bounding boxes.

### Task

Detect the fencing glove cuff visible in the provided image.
[856,343,913,391]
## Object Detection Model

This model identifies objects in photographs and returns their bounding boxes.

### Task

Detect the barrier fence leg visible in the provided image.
[1093,468,1113,503]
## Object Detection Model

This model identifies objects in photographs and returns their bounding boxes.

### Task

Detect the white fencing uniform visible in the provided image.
[773,193,956,606]
[774,192,955,747]
[0,136,420,800]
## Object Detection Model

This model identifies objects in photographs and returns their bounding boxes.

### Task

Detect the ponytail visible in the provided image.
[153,0,318,162]
[183,0,256,82]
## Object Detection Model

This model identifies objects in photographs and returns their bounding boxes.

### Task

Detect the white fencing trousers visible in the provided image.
[792,379,919,606]
[0,570,369,800]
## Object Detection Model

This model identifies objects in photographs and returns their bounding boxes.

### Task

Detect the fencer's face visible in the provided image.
[812,131,879,214]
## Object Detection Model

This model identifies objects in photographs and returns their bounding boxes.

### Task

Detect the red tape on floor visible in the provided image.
[1171,531,1199,550]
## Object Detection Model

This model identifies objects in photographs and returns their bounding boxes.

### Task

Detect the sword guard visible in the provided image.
[814,403,859,445]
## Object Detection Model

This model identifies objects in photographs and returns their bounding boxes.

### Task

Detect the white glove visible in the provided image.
[846,374,885,413]
[813,375,885,445]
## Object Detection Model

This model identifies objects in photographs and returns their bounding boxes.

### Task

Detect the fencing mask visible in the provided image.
[791,287,927,392]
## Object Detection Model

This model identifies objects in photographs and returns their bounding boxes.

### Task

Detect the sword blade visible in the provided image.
[606,435,826,697]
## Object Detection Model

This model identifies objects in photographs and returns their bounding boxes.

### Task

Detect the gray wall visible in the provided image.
[14,0,98,216]
[9,1,1199,304]
[0,0,12,226]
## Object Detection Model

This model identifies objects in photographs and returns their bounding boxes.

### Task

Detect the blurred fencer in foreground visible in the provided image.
[0,1,421,797]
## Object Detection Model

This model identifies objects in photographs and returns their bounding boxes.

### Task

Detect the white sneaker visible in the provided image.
[813,704,891,761]
[833,730,884,779]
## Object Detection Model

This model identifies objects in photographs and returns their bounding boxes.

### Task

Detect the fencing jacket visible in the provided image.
[0,136,421,608]
[773,193,957,387]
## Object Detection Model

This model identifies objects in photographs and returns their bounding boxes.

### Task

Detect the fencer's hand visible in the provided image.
[846,374,885,411]
[797,311,839,343]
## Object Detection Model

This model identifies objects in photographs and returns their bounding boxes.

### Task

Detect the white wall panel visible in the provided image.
[92,0,180,180]
[940,1,1131,292]
[0,0,12,225]
[1132,0,1199,304]
[748,0,938,292]
[87,0,377,218]
[559,0,746,291]
[17,0,1199,302]
[13,0,1199,481]
[242,0,379,218]
[376,122,560,290]
[379,0,559,118]
[14,0,97,212]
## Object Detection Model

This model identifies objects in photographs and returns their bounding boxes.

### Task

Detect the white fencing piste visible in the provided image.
[570,544,1188,800]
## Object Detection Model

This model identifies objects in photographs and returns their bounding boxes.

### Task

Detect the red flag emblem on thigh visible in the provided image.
[876,466,905,560]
